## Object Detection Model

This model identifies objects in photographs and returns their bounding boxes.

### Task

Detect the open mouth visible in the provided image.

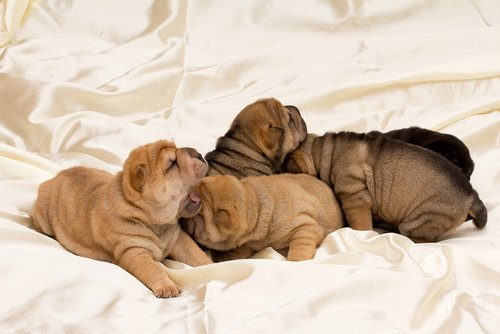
[180,191,202,218]
[187,191,201,209]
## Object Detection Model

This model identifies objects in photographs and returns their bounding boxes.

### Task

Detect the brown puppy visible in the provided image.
[381,126,474,180]
[205,97,307,178]
[283,132,487,242]
[182,174,344,261]
[32,140,213,298]
[205,100,472,182]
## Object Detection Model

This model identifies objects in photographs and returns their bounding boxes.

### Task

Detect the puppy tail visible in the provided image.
[467,191,487,229]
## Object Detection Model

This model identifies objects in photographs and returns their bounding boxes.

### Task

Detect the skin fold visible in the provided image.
[205,97,307,178]
[283,132,486,242]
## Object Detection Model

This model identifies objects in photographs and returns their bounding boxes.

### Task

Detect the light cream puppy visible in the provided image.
[32,140,212,298]
[183,173,344,261]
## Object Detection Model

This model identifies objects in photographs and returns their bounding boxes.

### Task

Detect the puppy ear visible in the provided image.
[130,163,147,193]
[214,209,231,230]
[284,105,299,113]
[285,104,308,135]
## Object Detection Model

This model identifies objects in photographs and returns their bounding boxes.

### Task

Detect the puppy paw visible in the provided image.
[150,279,182,298]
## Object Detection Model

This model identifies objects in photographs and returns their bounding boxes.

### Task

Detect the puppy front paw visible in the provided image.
[150,279,182,298]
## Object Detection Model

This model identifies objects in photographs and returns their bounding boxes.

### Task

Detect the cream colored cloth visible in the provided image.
[1,1,499,333]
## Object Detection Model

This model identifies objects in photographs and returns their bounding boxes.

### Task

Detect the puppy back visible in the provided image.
[206,135,274,178]
[363,131,470,189]
[32,167,112,235]
[383,126,474,179]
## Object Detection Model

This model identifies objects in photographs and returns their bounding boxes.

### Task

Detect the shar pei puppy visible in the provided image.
[32,140,213,298]
[182,173,344,261]
[283,131,487,242]
[205,97,308,178]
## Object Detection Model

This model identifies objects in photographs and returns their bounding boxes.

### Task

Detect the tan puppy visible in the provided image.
[182,174,344,261]
[283,132,487,242]
[32,140,213,298]
[205,98,307,178]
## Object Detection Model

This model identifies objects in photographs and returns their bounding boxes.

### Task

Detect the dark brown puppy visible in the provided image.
[380,127,474,180]
[205,98,307,178]
[283,132,487,242]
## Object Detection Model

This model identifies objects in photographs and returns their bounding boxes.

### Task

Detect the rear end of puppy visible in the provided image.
[284,132,487,242]
[182,173,344,261]
[32,140,212,298]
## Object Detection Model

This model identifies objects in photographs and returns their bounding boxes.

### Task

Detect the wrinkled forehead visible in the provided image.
[136,141,177,167]
[200,177,235,200]
[238,100,287,126]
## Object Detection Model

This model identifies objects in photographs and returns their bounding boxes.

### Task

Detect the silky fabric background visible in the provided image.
[1,1,500,333]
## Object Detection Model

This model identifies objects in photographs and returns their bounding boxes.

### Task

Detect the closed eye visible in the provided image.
[166,159,177,172]
[270,126,285,135]
[269,125,284,131]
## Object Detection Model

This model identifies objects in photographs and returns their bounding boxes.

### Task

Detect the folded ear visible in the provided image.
[129,163,147,193]
[286,104,307,133]
[214,207,242,233]
[214,209,231,231]
[284,105,300,114]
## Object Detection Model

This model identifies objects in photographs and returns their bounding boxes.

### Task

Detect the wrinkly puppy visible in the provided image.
[283,132,487,242]
[32,140,212,298]
[182,174,344,261]
[381,126,474,180]
[205,97,307,178]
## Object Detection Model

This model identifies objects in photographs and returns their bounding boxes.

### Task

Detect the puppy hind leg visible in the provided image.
[399,215,455,243]
[335,178,373,231]
[340,192,373,231]
[287,225,323,261]
[343,205,373,231]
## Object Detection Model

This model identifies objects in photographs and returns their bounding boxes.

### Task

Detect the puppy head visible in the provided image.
[228,98,307,171]
[283,135,317,175]
[122,140,208,224]
[182,175,247,251]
